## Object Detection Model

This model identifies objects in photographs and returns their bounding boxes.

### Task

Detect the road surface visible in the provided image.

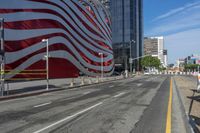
[0,76,188,133]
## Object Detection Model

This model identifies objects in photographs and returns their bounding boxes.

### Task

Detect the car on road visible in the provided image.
[144,71,150,75]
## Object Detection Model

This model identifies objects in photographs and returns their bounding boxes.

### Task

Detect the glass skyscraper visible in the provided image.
[110,0,143,71]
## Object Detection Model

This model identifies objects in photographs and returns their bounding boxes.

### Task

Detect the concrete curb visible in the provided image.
[0,77,129,101]
[173,78,195,133]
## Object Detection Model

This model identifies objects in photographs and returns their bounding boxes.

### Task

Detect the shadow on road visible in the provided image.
[187,89,200,133]
[3,84,58,96]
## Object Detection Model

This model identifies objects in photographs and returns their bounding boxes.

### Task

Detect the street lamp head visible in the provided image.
[131,40,136,43]
[42,39,48,42]
[98,52,103,55]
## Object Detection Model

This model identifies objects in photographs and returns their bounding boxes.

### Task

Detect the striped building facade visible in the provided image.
[0,0,113,79]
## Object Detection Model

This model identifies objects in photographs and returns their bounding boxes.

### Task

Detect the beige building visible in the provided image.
[144,37,158,56]
[144,36,167,67]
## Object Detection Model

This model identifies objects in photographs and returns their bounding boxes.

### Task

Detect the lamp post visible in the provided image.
[42,39,49,91]
[129,40,135,74]
[98,53,103,79]
[0,18,5,96]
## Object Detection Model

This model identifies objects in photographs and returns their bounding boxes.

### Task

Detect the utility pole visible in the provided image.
[98,53,103,79]
[0,18,5,96]
[42,39,49,91]
[129,40,135,74]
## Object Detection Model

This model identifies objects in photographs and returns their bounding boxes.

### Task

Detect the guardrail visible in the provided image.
[1,69,47,81]
[0,69,47,96]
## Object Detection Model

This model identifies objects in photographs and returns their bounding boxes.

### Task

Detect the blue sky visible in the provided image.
[144,0,200,64]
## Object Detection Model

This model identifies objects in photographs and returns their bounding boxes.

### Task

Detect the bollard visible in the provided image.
[197,74,200,93]
[70,78,74,87]
[96,77,99,83]
[125,70,128,78]
[81,77,85,85]
[88,78,92,84]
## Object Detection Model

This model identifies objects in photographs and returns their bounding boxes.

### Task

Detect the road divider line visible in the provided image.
[34,102,52,108]
[33,102,103,133]
[166,78,173,133]
[83,91,91,95]
[109,85,114,88]
[114,92,126,98]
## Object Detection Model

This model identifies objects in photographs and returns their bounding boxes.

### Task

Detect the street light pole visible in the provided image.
[129,40,135,74]
[99,53,103,79]
[42,39,49,91]
[0,18,5,96]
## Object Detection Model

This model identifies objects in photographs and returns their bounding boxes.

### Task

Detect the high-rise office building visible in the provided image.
[110,0,143,72]
[144,36,168,67]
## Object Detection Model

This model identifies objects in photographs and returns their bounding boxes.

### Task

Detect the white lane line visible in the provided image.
[113,92,126,98]
[137,83,142,87]
[83,91,91,95]
[33,102,103,133]
[33,102,52,108]
[109,85,114,88]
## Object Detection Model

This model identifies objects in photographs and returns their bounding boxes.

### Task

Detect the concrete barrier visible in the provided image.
[88,78,92,84]
[197,74,200,93]
[70,78,74,87]
[96,77,100,83]
[81,77,85,85]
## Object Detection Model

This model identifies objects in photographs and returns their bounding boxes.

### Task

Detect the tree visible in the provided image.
[184,64,200,72]
[141,56,161,70]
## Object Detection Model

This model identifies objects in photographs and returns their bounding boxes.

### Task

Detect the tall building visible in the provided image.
[110,0,143,72]
[144,36,167,67]
[144,37,158,56]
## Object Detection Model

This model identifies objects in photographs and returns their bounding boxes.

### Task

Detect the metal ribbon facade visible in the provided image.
[0,0,113,79]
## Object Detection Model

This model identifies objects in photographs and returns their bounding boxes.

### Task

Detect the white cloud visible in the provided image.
[165,28,200,63]
[147,1,200,36]
[145,1,200,63]
[153,1,200,21]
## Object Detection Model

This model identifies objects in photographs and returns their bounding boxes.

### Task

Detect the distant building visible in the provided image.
[176,59,185,68]
[144,36,167,67]
[163,49,168,68]
[144,37,158,56]
[185,54,200,65]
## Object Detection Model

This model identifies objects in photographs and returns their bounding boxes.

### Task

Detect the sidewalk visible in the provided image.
[0,75,124,98]
[174,76,200,132]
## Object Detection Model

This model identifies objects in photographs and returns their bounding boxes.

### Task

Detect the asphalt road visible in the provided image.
[0,75,178,133]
